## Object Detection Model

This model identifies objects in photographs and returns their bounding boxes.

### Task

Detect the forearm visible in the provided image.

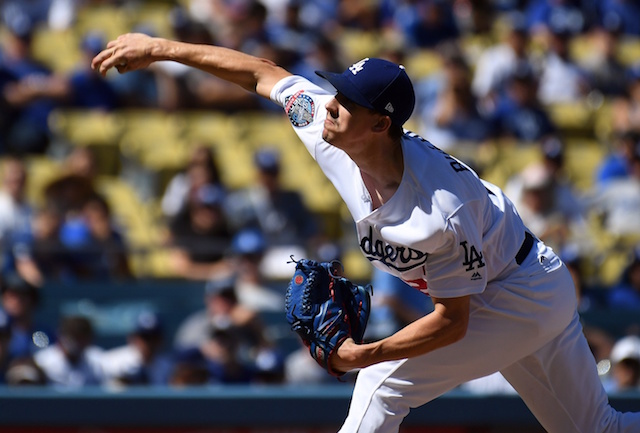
[92,33,291,99]
[151,39,287,96]
[333,297,470,371]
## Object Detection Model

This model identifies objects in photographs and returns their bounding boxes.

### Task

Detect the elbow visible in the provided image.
[452,320,468,343]
[453,309,470,342]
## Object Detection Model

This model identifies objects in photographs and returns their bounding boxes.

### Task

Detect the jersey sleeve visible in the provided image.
[425,200,488,298]
[270,75,334,160]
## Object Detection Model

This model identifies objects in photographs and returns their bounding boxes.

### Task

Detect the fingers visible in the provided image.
[90,35,129,76]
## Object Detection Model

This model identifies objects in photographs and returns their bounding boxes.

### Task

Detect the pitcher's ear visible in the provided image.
[372,115,392,133]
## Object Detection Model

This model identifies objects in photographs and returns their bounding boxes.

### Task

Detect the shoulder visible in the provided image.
[270,75,333,120]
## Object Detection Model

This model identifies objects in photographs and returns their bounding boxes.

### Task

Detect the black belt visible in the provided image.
[515,232,535,265]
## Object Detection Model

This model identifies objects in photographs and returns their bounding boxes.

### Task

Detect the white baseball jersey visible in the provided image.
[271,75,640,433]
[271,75,528,298]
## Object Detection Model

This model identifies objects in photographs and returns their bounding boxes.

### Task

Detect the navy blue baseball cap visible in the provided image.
[316,58,415,127]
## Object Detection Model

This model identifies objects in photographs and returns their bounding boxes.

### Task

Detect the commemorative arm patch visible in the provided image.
[285,90,315,127]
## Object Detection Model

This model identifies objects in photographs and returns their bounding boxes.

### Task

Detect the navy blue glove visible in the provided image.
[285,258,372,376]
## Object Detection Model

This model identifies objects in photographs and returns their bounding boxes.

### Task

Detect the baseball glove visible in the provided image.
[285,257,372,376]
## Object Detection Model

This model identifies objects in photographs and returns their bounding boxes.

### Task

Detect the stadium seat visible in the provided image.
[617,36,640,66]
[405,49,443,79]
[563,139,606,192]
[117,109,191,171]
[75,5,131,40]
[25,156,64,207]
[338,30,382,61]
[31,27,82,73]
[547,102,596,139]
[48,109,125,175]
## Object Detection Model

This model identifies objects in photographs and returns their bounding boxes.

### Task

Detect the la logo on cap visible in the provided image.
[349,58,369,75]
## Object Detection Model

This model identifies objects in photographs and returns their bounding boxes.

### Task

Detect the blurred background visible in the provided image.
[1,0,640,432]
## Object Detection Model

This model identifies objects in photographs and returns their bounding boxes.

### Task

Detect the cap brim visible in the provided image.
[315,70,375,110]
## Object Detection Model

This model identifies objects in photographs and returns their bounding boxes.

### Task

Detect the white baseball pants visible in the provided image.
[339,242,640,433]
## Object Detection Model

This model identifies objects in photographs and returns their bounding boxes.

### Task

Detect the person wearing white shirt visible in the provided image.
[34,315,104,387]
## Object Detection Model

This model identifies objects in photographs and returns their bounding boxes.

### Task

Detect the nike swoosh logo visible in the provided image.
[317,309,343,336]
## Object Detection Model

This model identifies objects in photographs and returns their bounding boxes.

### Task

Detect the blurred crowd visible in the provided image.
[1,0,640,392]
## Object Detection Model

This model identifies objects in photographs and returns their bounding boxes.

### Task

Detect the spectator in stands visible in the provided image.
[79,193,132,280]
[19,206,69,282]
[161,145,224,220]
[173,276,268,352]
[490,65,556,142]
[536,20,590,105]
[420,52,492,148]
[228,228,284,312]
[588,142,640,236]
[169,349,210,387]
[0,309,12,383]
[336,0,381,32]
[167,184,233,280]
[606,248,640,311]
[43,147,99,218]
[63,31,119,111]
[155,4,266,112]
[471,11,533,105]
[580,21,628,98]
[1,0,52,29]
[40,147,127,281]
[595,131,639,187]
[199,321,254,384]
[284,340,334,384]
[611,64,640,136]
[47,0,80,31]
[288,34,344,91]
[33,315,104,388]
[385,0,460,49]
[365,268,433,342]
[0,157,36,279]
[608,335,640,393]
[505,160,585,252]
[253,346,285,384]
[0,272,54,358]
[266,0,320,67]
[100,310,173,387]
[4,29,119,113]
[224,148,320,277]
[3,356,47,386]
[596,0,640,36]
[525,0,587,38]
[0,15,59,154]
[559,244,604,313]
[0,156,32,241]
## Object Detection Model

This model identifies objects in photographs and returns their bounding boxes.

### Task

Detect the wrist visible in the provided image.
[149,37,172,62]
[332,338,376,372]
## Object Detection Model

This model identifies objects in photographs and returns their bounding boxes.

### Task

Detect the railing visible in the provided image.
[0,385,638,431]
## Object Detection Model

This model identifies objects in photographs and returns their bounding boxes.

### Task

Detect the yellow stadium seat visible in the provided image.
[183,111,240,147]
[49,109,124,147]
[342,248,373,281]
[117,110,190,171]
[405,49,443,79]
[239,113,300,150]
[31,27,82,73]
[563,139,606,192]
[75,5,130,40]
[338,30,382,61]
[547,102,595,139]
[24,156,64,207]
[617,36,640,66]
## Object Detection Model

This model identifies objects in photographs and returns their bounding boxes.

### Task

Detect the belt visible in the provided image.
[515,232,535,265]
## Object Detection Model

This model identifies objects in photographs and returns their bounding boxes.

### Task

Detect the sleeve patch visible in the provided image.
[285,90,315,127]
